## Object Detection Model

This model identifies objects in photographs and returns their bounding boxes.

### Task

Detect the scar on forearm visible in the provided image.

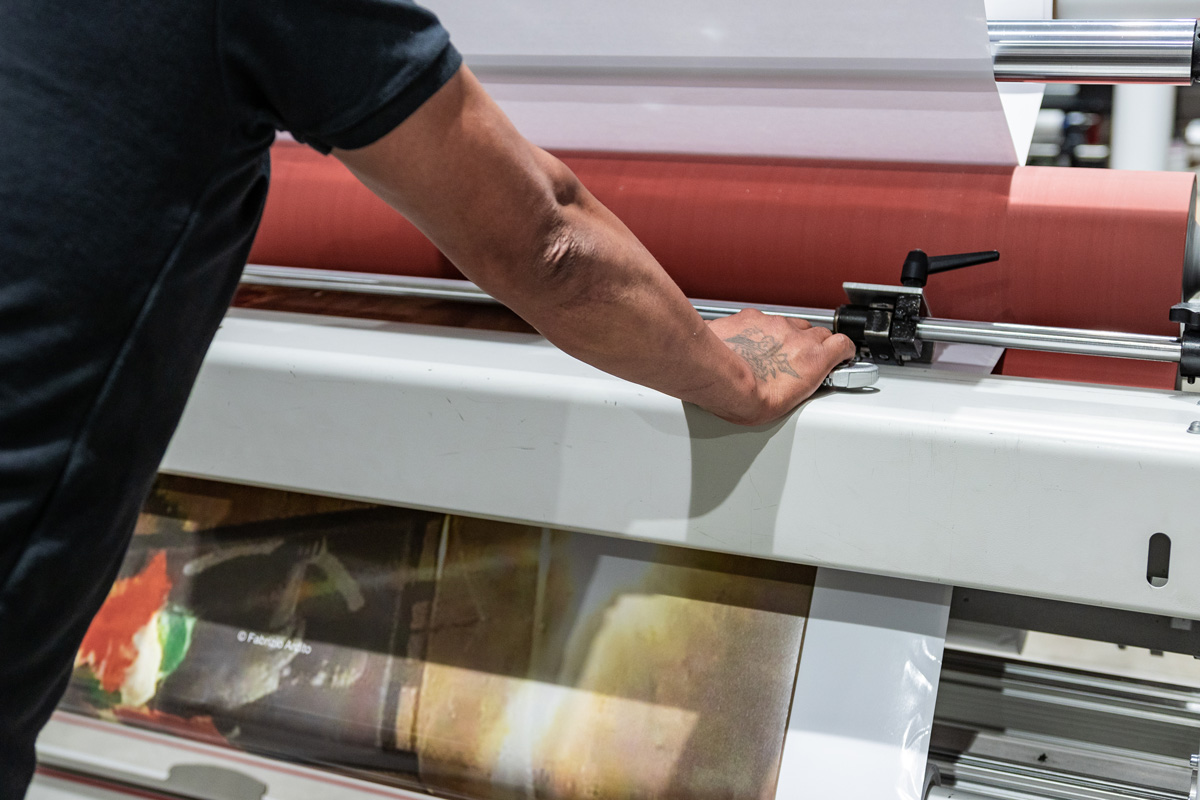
[723,327,801,381]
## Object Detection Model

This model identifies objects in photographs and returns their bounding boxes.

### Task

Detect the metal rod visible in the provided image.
[990,19,1198,84]
[433,21,1200,87]
[691,299,835,327]
[241,265,1184,365]
[241,264,497,304]
[918,318,1182,362]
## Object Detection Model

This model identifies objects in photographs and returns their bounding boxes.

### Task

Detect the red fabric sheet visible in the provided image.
[251,142,1196,389]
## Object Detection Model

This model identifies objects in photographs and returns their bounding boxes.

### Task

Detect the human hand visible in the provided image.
[706,308,857,425]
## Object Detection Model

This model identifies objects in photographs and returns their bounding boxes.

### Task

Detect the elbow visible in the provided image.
[532,156,597,290]
[539,216,593,287]
[482,149,607,311]
[533,217,627,315]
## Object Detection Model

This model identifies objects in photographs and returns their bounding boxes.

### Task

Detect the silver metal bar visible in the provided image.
[240,265,842,321]
[934,755,1187,800]
[918,318,1182,362]
[691,299,835,326]
[241,264,496,303]
[990,19,1198,84]
[240,265,1185,365]
[449,21,1200,87]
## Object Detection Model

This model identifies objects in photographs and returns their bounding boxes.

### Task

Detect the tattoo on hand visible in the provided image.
[724,327,801,381]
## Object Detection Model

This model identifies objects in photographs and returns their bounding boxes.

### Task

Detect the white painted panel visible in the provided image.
[163,310,1200,619]
[776,570,951,800]
[29,774,129,800]
[37,713,431,800]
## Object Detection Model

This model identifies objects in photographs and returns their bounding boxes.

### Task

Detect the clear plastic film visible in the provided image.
[63,476,823,799]
[62,479,954,799]
[775,569,952,800]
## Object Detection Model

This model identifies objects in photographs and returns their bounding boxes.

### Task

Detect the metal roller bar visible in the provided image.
[240,265,1185,365]
[241,264,497,304]
[690,300,834,326]
[691,303,1181,364]
[990,19,1199,84]
[918,318,1182,362]
[432,20,1200,86]
[927,761,1184,800]
[240,265,843,323]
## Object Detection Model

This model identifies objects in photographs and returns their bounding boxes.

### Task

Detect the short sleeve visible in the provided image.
[219,0,463,152]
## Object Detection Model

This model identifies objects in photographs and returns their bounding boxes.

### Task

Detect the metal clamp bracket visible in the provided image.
[833,249,998,367]
[834,283,931,365]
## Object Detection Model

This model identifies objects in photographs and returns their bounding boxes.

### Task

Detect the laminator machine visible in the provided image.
[31,9,1200,800]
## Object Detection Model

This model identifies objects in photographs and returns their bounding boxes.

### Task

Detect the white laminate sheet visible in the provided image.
[423,0,1018,164]
[986,0,1053,165]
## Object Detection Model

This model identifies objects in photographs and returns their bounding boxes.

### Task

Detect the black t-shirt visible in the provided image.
[0,0,460,788]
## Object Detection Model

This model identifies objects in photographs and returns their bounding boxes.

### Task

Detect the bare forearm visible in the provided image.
[483,156,763,421]
[337,72,757,420]
[335,67,854,425]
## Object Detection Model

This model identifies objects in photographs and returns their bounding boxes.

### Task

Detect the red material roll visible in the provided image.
[250,141,1196,389]
[253,143,458,280]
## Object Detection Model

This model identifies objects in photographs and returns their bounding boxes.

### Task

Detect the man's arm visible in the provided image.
[334,67,854,425]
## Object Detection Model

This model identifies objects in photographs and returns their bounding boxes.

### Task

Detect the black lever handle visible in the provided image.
[900,249,1000,288]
